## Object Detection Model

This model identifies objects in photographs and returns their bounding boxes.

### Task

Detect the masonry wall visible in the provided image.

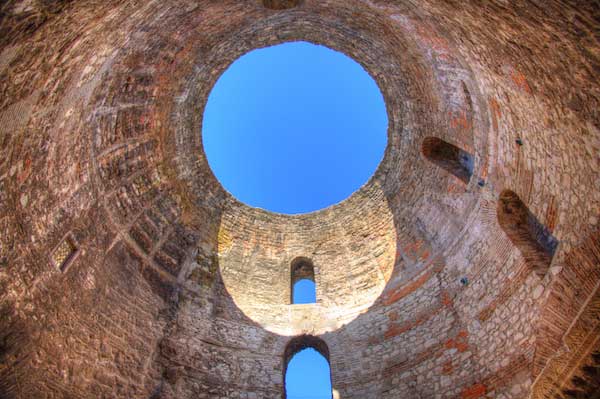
[0,1,598,398]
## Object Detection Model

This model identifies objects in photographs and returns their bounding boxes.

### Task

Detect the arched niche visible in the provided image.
[497,190,559,278]
[422,137,474,184]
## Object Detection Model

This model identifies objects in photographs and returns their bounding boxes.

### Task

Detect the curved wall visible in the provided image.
[0,1,598,398]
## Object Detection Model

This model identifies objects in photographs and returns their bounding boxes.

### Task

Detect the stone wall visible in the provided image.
[0,1,598,398]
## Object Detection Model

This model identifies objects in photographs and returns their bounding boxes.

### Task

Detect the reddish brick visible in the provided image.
[442,361,454,375]
[461,384,487,399]
[511,70,532,94]
[441,290,453,307]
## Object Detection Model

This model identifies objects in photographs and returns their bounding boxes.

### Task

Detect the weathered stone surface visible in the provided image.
[0,0,598,398]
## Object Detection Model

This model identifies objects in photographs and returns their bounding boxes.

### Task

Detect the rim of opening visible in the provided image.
[199,39,391,217]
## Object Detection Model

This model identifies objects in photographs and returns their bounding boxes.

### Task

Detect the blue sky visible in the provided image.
[202,41,387,214]
[286,348,332,399]
[293,279,316,304]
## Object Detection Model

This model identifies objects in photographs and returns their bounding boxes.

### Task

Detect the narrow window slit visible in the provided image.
[422,137,474,184]
[290,257,316,304]
[50,233,80,272]
[497,190,558,277]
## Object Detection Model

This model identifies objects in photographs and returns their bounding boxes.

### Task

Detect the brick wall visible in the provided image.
[0,1,598,398]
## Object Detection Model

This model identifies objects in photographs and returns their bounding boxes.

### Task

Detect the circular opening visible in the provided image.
[202,41,388,214]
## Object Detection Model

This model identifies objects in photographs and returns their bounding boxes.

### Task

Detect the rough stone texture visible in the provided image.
[0,0,599,398]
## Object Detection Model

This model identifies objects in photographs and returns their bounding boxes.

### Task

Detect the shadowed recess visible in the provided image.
[422,137,474,184]
[202,41,388,214]
[497,190,559,277]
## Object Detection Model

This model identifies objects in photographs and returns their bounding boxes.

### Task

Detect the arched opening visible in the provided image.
[497,190,559,278]
[291,257,316,304]
[422,137,474,184]
[284,335,332,399]
[262,0,301,10]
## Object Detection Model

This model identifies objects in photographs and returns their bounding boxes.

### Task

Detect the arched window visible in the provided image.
[422,137,474,184]
[284,335,332,399]
[291,257,316,304]
[263,0,301,10]
[497,190,558,277]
